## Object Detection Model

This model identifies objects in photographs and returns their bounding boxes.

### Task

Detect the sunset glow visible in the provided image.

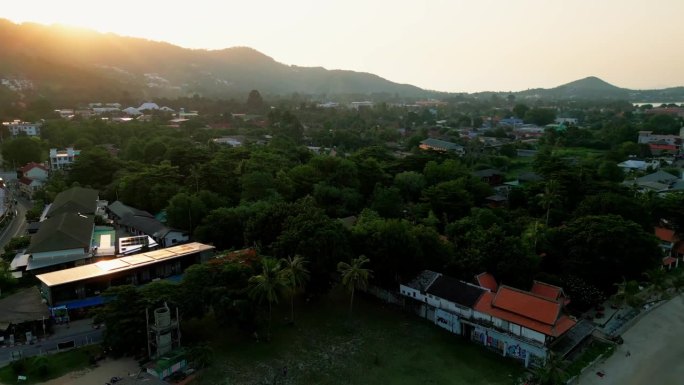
[4,0,684,92]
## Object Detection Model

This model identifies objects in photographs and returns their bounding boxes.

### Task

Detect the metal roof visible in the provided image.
[36,242,214,287]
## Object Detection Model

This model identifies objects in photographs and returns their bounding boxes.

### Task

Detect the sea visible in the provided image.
[632,102,684,107]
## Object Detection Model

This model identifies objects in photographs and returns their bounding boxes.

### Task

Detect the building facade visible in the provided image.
[3,121,42,137]
[36,242,215,310]
[400,271,576,367]
[49,147,81,171]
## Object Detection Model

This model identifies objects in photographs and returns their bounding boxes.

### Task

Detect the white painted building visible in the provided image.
[3,121,41,137]
[49,148,81,171]
[400,270,577,367]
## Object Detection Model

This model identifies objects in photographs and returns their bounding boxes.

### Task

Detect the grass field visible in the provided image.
[0,345,102,385]
[186,293,524,385]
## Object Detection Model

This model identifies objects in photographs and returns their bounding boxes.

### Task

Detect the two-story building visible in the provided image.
[400,271,576,367]
[17,162,49,198]
[108,201,189,248]
[2,121,41,137]
[49,147,81,171]
[22,187,106,273]
[655,226,683,269]
[36,242,215,311]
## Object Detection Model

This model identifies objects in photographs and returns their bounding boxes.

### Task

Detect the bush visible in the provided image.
[32,356,49,377]
[10,359,25,375]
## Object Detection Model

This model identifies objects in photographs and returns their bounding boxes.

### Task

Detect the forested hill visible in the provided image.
[514,76,684,101]
[0,19,431,100]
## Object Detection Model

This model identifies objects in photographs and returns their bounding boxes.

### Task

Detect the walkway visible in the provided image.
[0,319,104,367]
[578,295,684,384]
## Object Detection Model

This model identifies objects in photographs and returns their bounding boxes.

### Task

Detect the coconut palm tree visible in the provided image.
[248,258,286,340]
[540,179,560,226]
[279,255,310,324]
[337,255,373,317]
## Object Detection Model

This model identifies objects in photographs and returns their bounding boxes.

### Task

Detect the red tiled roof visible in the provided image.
[663,256,677,266]
[530,281,563,301]
[649,144,678,151]
[475,272,498,292]
[474,290,576,337]
[18,176,34,186]
[655,227,677,243]
[493,286,561,325]
[19,162,48,173]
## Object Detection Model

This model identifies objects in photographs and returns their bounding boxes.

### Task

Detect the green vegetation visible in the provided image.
[563,340,614,379]
[188,295,524,385]
[0,345,103,384]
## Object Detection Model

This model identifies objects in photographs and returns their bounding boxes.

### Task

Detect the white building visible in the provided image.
[138,102,160,111]
[554,118,578,125]
[3,121,42,137]
[400,271,577,367]
[350,101,374,110]
[49,147,81,171]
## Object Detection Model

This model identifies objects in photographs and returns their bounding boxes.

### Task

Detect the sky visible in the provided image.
[4,0,684,93]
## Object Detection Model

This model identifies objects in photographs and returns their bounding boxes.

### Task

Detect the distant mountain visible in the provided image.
[0,19,431,101]
[516,76,684,101]
[0,19,682,103]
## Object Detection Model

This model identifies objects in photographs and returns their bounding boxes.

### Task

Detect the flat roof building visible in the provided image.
[36,242,214,310]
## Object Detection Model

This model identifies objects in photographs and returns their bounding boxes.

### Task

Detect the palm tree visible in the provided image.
[279,255,310,324]
[540,179,560,226]
[188,164,201,193]
[248,258,286,340]
[337,255,373,317]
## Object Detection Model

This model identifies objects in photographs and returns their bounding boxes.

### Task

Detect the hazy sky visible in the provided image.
[5,0,684,93]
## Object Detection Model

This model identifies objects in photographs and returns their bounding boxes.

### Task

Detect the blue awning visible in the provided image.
[55,296,106,310]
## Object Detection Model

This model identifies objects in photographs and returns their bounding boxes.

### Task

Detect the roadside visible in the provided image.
[578,294,684,384]
[38,357,139,385]
[0,319,103,367]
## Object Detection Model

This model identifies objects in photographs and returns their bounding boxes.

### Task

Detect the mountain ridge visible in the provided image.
[0,19,683,102]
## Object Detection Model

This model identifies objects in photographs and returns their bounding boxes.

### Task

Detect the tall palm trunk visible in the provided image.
[545,205,551,226]
[290,295,295,324]
[349,287,355,316]
[268,301,272,341]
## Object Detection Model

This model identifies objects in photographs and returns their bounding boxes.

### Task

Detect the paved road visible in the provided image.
[0,322,104,367]
[0,195,29,253]
[579,295,684,385]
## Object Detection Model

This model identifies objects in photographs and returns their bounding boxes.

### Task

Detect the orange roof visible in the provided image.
[475,272,498,292]
[530,281,563,301]
[474,291,575,337]
[493,286,561,325]
[655,227,677,243]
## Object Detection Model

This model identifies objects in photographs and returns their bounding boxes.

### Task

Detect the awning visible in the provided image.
[55,296,105,310]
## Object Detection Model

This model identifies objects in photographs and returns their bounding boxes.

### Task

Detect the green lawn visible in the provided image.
[187,293,524,385]
[563,340,614,379]
[0,345,102,384]
[552,147,606,159]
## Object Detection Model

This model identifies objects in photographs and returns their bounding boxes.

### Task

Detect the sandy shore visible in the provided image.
[39,357,139,385]
[578,295,684,385]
